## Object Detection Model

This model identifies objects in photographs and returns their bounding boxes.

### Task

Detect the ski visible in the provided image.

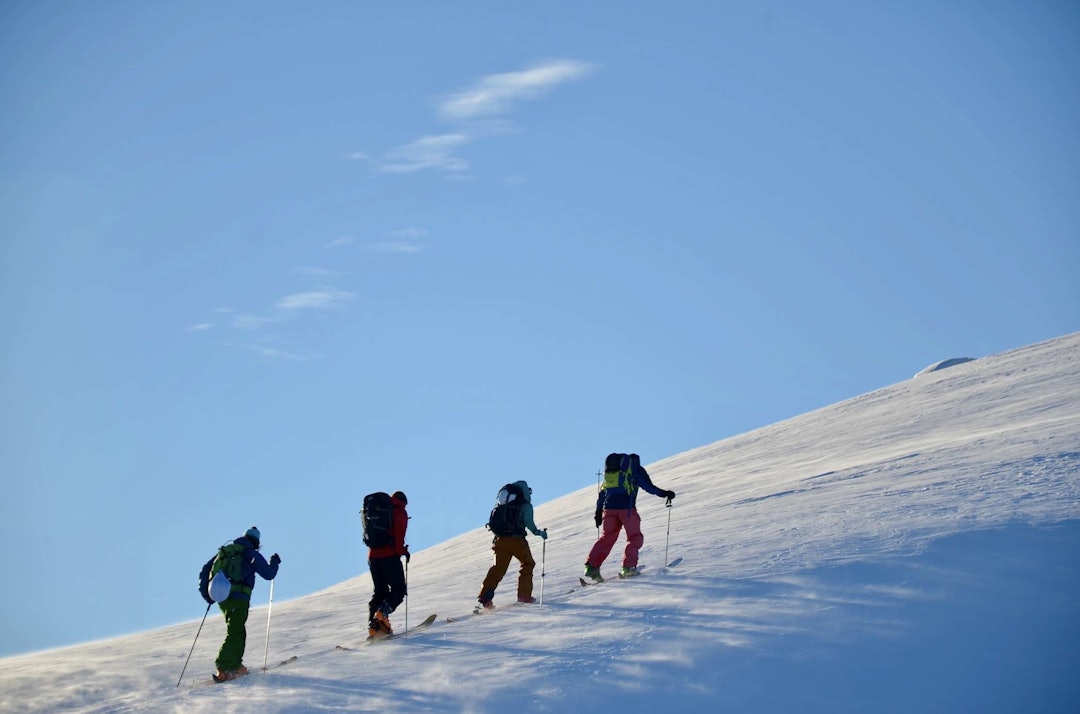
[335,613,437,650]
[204,655,297,685]
[578,557,678,583]
[265,654,299,671]
[446,605,494,622]
[446,599,541,622]
[578,564,654,587]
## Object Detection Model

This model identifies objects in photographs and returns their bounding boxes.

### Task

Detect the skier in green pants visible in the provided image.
[198,526,280,682]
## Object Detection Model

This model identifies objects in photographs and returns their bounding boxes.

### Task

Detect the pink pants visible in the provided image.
[586,508,643,569]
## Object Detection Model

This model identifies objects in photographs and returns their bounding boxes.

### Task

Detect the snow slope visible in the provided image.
[2,333,1078,713]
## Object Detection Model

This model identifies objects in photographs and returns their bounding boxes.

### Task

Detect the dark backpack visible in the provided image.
[198,541,247,604]
[362,492,394,548]
[487,483,526,537]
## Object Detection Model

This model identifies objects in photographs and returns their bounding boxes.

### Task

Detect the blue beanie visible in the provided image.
[245,526,261,545]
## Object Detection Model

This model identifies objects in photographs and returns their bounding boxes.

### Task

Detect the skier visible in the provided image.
[367,491,410,639]
[200,526,280,682]
[477,480,548,608]
[584,453,674,581]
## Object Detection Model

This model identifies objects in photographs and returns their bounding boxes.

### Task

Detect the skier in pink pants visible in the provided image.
[584,453,674,581]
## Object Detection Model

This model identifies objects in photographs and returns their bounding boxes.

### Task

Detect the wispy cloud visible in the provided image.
[250,345,323,361]
[292,266,340,278]
[375,60,594,175]
[232,313,279,330]
[365,227,427,254]
[325,236,356,249]
[438,60,596,121]
[389,228,427,240]
[186,323,213,332]
[379,134,470,174]
[346,152,369,161]
[219,288,356,332]
[276,289,356,311]
[368,241,422,254]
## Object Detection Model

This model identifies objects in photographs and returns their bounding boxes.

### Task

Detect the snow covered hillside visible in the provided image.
[2,333,1078,713]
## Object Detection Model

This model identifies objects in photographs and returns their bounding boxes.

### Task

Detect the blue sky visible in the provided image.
[1,1,1077,656]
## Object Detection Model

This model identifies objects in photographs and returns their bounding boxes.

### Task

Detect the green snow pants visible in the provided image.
[216,598,250,671]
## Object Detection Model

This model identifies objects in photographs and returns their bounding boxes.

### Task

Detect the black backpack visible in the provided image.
[487,483,526,537]
[362,492,394,548]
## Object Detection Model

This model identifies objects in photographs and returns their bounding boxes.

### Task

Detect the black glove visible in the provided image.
[594,509,603,528]
[664,490,676,504]
[270,553,281,567]
[540,529,548,541]
[403,548,411,564]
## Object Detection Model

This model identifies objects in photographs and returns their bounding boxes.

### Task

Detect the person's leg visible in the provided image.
[383,558,407,614]
[586,510,625,569]
[478,538,513,602]
[215,599,250,673]
[368,558,389,622]
[621,509,644,569]
[511,537,536,600]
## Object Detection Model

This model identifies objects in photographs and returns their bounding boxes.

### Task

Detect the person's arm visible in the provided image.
[521,503,547,538]
[394,507,409,557]
[252,550,280,580]
[634,463,675,502]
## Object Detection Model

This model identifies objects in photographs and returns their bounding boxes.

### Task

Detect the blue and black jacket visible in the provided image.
[199,536,279,603]
[596,453,666,512]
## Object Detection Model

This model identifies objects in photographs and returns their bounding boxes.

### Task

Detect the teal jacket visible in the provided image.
[513,480,546,538]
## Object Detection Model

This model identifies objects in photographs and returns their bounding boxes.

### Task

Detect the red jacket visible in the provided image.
[368,495,408,559]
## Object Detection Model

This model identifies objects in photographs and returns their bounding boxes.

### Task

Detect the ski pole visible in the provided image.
[540,537,546,610]
[262,578,275,671]
[596,468,602,538]
[404,556,409,636]
[664,499,673,567]
[177,602,213,687]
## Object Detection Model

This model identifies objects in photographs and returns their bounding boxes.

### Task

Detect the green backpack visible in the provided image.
[211,542,249,591]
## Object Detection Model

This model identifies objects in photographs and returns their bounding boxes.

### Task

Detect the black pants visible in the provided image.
[368,555,406,621]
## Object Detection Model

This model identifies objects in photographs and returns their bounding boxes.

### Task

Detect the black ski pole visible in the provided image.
[664,498,673,567]
[596,468,602,538]
[540,537,547,609]
[177,602,213,687]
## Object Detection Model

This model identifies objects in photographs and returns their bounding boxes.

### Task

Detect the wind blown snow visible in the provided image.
[2,333,1078,713]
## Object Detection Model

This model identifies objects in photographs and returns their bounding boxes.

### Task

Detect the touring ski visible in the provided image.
[335,613,437,650]
[205,656,297,685]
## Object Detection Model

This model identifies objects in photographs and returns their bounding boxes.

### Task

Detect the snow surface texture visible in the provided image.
[2,333,1078,713]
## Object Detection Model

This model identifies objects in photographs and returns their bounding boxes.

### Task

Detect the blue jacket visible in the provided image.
[199,536,278,603]
[596,454,666,512]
